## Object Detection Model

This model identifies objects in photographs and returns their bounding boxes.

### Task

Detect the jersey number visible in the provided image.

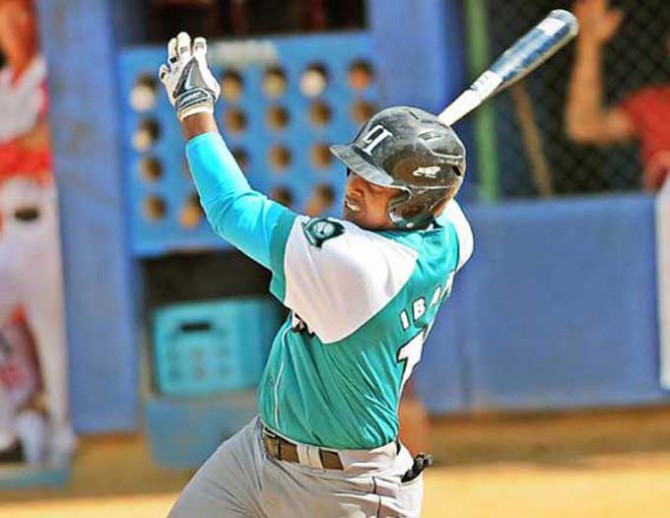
[397,330,426,392]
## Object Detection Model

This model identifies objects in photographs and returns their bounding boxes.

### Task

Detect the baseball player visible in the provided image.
[160,32,473,517]
[0,0,74,467]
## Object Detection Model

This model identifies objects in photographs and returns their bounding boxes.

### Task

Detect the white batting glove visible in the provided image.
[159,32,221,121]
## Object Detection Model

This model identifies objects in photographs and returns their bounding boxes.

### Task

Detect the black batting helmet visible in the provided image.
[331,106,466,229]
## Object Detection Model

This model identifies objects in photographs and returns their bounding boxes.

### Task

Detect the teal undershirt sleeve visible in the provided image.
[186,132,289,269]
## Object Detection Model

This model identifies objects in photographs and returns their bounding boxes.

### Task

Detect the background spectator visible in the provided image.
[0,0,74,468]
[566,0,670,191]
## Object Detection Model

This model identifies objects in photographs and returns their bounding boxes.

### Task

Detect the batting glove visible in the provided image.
[159,32,221,121]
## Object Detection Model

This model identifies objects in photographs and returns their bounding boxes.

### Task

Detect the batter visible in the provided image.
[160,32,473,517]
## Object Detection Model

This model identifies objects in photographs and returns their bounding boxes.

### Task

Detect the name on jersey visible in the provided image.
[399,272,455,331]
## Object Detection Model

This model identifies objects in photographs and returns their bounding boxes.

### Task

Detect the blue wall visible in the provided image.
[418,195,668,413]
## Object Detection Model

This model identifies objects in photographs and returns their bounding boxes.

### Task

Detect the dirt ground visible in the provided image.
[2,406,670,517]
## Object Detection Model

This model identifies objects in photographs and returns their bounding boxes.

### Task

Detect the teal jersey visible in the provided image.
[185,132,473,450]
[258,204,473,449]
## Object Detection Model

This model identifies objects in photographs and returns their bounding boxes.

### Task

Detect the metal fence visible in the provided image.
[480,0,670,198]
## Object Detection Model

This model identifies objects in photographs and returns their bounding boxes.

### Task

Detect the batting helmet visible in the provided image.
[331,106,466,229]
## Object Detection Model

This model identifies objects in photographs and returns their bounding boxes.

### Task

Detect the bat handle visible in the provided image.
[439,70,503,126]
[438,91,482,126]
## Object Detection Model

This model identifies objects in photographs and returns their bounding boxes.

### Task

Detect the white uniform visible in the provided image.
[0,317,40,412]
[0,57,74,466]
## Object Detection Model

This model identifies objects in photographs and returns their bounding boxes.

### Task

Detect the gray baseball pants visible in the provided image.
[169,417,423,518]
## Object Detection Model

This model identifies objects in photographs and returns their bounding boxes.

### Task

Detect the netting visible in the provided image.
[482,0,670,198]
[145,0,366,42]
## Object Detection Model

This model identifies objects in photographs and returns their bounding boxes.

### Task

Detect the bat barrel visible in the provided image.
[490,9,578,88]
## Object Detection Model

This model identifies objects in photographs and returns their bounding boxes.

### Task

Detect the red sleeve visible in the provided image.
[617,86,659,132]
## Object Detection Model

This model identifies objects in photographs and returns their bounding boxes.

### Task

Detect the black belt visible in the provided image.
[261,425,344,470]
[12,207,40,222]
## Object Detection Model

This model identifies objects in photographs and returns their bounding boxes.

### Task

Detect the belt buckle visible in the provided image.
[13,207,40,222]
[263,434,280,459]
[262,426,281,459]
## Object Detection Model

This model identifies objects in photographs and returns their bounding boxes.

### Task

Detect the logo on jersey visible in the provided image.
[301,217,344,248]
[412,165,441,179]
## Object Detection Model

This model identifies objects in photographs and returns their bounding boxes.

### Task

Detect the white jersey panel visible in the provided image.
[0,57,46,142]
[283,217,418,344]
[441,200,474,270]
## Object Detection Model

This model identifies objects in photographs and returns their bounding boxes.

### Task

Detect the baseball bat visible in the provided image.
[439,9,578,126]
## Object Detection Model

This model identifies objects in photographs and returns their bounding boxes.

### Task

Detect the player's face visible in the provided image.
[343,171,400,230]
[0,1,35,60]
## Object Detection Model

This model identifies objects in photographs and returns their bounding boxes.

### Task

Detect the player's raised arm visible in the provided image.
[564,0,634,143]
[158,32,294,268]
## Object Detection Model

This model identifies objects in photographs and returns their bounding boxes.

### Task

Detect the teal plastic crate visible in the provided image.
[152,297,281,396]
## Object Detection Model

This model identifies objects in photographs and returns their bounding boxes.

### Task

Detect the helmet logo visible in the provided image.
[412,166,441,179]
[360,124,393,155]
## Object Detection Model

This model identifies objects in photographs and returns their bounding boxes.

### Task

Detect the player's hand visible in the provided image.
[158,32,221,121]
[573,0,624,46]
